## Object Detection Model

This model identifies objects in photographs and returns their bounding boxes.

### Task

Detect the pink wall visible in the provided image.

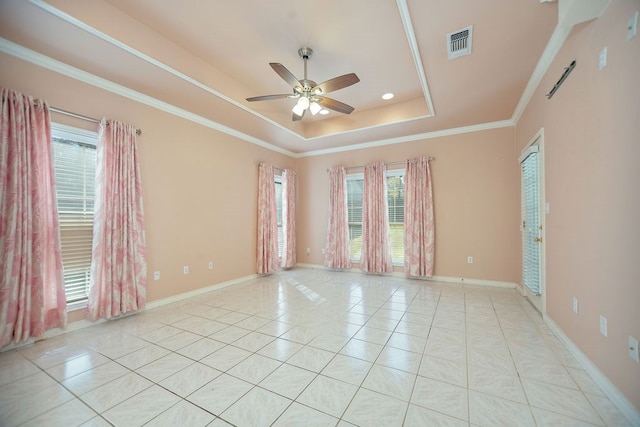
[516,0,640,410]
[0,52,296,323]
[296,126,521,283]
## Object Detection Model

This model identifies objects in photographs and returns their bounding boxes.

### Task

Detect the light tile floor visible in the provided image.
[0,269,632,426]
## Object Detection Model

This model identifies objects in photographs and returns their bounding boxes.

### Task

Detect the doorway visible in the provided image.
[519,129,545,313]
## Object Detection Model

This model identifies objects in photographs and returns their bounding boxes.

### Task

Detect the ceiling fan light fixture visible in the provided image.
[382,92,394,100]
[292,103,305,116]
[309,102,322,115]
[319,109,330,115]
[297,96,310,110]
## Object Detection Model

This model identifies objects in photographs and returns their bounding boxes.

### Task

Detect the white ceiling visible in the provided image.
[0,0,562,155]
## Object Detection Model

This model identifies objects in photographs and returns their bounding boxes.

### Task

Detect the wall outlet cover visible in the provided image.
[598,47,607,70]
[572,297,578,314]
[153,271,160,281]
[183,266,189,275]
[599,315,607,337]
[627,11,638,41]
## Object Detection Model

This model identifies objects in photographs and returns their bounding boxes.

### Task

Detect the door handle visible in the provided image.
[534,237,542,243]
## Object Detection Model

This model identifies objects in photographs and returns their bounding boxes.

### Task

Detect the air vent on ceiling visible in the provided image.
[447,26,473,59]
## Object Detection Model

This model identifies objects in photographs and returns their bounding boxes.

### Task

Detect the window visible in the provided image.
[51,124,98,306]
[346,174,364,260]
[346,169,405,264]
[275,174,283,258]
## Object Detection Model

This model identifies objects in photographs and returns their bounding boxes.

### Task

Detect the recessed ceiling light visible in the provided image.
[382,93,394,100]
[319,109,330,115]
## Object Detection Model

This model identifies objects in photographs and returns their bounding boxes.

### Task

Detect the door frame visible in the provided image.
[519,128,546,314]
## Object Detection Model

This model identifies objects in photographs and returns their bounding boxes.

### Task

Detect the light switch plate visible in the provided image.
[629,336,639,363]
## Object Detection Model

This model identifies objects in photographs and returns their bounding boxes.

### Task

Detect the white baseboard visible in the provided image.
[295,263,518,289]
[544,314,640,426]
[145,273,259,310]
[1,273,260,352]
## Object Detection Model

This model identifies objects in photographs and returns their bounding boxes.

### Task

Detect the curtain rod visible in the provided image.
[326,157,434,172]
[49,106,142,136]
[259,162,286,173]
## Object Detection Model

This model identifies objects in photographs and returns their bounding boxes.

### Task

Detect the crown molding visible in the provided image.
[0,37,297,157]
[297,119,515,157]
[28,0,303,142]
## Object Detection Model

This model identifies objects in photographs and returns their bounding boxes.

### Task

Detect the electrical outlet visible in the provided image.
[183,266,189,275]
[629,336,639,363]
[599,315,608,337]
[306,247,311,255]
[321,248,325,255]
[599,47,607,70]
[467,256,473,264]
[627,11,638,41]
[208,261,214,270]
[572,297,578,314]
[153,271,160,281]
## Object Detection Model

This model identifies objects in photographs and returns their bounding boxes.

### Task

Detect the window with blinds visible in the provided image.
[521,150,540,295]
[346,170,405,264]
[51,125,98,305]
[275,175,283,258]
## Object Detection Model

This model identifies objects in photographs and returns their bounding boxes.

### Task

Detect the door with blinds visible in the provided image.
[520,136,545,311]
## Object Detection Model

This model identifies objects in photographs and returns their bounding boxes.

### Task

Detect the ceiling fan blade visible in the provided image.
[318,96,355,114]
[313,73,360,94]
[270,63,301,89]
[292,109,305,121]
[246,94,295,102]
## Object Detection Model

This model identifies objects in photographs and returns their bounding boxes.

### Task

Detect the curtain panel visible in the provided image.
[0,87,67,346]
[87,119,147,321]
[324,166,352,269]
[360,162,393,273]
[404,156,435,277]
[257,163,279,274]
[281,169,296,268]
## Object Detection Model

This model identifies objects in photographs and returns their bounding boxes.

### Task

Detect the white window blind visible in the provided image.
[386,170,405,263]
[521,151,540,295]
[275,175,283,258]
[346,174,364,260]
[51,126,97,304]
[346,170,405,264]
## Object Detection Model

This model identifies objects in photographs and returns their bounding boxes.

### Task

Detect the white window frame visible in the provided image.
[274,174,283,259]
[346,169,406,266]
[51,123,98,311]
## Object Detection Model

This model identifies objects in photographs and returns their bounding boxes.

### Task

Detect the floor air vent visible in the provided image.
[447,26,473,59]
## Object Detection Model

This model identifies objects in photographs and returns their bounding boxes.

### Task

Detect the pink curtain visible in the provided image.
[257,163,279,274]
[87,119,146,321]
[281,169,296,268]
[404,157,435,277]
[0,88,66,346]
[324,166,352,269]
[360,162,393,273]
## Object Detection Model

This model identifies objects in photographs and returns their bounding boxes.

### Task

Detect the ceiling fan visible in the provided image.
[246,47,360,121]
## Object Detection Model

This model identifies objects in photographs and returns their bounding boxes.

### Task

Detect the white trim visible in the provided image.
[298,120,515,158]
[145,274,259,310]
[396,0,436,116]
[518,144,539,163]
[30,0,438,145]
[295,263,517,288]
[0,37,296,158]
[544,314,640,426]
[28,0,304,143]
[51,122,98,145]
[0,273,260,353]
